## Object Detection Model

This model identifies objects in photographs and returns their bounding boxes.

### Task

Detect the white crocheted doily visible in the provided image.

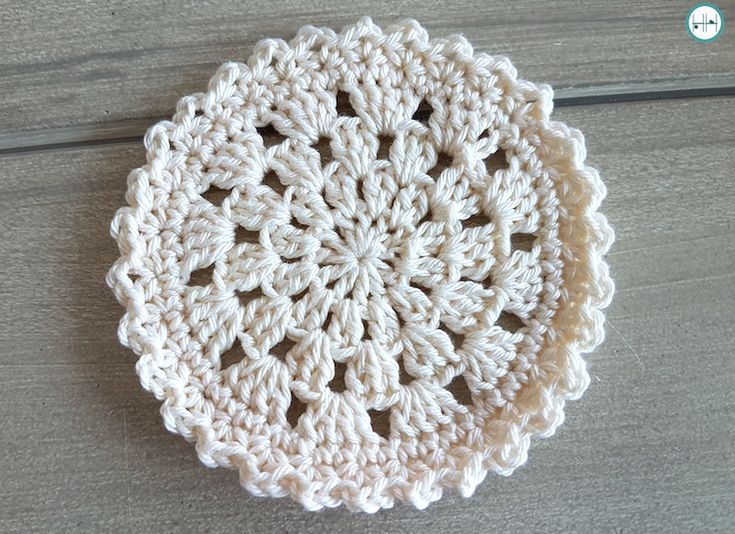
[107,18,614,512]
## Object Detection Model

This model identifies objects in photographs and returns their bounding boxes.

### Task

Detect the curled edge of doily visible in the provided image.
[106,17,615,512]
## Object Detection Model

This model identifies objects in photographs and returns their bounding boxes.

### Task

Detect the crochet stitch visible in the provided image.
[107,18,614,512]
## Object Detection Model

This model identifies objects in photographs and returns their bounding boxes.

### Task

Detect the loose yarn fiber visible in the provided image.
[107,18,614,512]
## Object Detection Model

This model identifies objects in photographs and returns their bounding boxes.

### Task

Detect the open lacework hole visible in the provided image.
[281,255,301,264]
[286,395,308,428]
[309,38,323,53]
[256,124,288,148]
[478,128,491,140]
[271,336,296,362]
[497,311,524,334]
[481,272,493,290]
[329,361,348,393]
[291,216,309,231]
[361,319,372,341]
[397,357,413,386]
[313,136,333,166]
[236,287,264,308]
[484,148,508,174]
[427,152,453,180]
[263,170,287,196]
[291,287,309,302]
[511,232,536,252]
[416,207,433,227]
[335,90,358,117]
[235,225,259,244]
[218,341,245,371]
[461,271,493,290]
[411,281,432,298]
[325,277,338,291]
[356,178,366,202]
[322,311,333,330]
[376,134,394,160]
[463,212,492,228]
[188,263,216,286]
[446,374,473,406]
[201,185,231,206]
[368,408,391,440]
[440,322,465,348]
[411,98,433,124]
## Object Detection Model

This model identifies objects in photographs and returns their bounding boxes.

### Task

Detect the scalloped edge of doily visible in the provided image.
[106,17,614,512]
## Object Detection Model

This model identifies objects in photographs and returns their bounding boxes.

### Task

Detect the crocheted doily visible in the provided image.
[107,18,614,512]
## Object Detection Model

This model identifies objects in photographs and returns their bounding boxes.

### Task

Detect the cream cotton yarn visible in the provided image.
[107,17,614,512]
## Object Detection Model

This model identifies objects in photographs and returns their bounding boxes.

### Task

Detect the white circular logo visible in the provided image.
[687,3,724,42]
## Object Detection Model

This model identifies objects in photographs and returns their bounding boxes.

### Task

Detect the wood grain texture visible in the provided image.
[0,96,733,532]
[0,0,734,149]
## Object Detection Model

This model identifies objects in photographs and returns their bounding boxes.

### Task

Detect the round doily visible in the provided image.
[107,18,614,512]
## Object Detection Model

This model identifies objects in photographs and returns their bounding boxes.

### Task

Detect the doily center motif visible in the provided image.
[107,18,613,512]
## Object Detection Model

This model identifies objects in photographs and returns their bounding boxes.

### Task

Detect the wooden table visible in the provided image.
[1,2,733,532]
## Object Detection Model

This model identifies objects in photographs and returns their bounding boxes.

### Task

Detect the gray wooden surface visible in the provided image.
[0,1,734,532]
[2,0,735,151]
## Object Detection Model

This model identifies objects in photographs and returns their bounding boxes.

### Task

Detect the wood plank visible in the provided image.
[0,97,733,531]
[1,0,734,149]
